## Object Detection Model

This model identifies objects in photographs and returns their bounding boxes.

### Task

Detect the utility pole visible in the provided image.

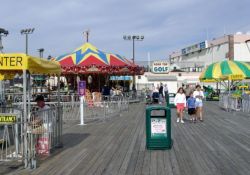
[83,30,90,43]
[0,28,9,53]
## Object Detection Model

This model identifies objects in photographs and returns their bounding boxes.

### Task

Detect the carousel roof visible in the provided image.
[55,42,143,75]
[56,43,133,67]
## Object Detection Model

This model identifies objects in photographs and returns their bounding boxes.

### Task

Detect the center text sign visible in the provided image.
[0,55,25,70]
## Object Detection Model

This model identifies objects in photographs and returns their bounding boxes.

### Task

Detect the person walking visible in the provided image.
[163,84,168,101]
[193,85,205,121]
[186,91,196,122]
[159,83,164,104]
[185,84,192,100]
[174,87,186,124]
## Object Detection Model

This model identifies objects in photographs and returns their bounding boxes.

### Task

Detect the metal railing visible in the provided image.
[26,106,63,168]
[62,99,129,122]
[0,108,24,162]
[242,94,250,113]
[219,93,250,113]
[0,106,62,169]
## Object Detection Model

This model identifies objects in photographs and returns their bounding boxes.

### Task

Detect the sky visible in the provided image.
[1,0,250,62]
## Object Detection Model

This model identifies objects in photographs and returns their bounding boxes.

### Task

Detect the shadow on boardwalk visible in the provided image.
[6,102,250,175]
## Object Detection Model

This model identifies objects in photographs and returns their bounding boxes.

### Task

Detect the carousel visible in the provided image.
[54,42,144,102]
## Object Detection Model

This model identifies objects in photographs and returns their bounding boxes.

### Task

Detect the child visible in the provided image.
[186,92,196,122]
[174,87,186,124]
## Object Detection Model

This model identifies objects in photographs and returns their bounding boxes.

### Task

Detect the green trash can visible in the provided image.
[146,106,172,150]
[166,93,176,108]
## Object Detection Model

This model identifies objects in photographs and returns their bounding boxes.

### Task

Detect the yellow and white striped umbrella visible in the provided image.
[199,60,250,82]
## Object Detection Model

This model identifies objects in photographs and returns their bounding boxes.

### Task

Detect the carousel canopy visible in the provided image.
[199,60,250,82]
[56,42,142,75]
[0,53,61,80]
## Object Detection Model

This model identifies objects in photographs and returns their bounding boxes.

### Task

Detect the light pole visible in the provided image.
[20,28,35,54]
[38,48,44,58]
[123,35,144,90]
[0,28,9,53]
[0,28,8,101]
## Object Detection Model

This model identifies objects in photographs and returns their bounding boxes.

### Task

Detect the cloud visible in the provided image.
[1,0,250,61]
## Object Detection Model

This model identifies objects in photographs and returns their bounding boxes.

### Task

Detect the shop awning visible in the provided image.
[0,53,61,80]
[147,76,177,81]
[110,76,132,81]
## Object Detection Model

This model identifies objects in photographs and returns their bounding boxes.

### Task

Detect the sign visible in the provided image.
[0,114,17,124]
[151,118,167,137]
[169,97,175,104]
[36,137,49,155]
[181,41,208,55]
[0,56,24,69]
[229,74,244,80]
[152,61,169,74]
[78,81,86,96]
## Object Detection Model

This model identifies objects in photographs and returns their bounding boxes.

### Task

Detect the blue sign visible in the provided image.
[78,81,86,96]
[181,41,207,55]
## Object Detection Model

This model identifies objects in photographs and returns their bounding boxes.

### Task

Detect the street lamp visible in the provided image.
[0,28,9,53]
[20,28,35,54]
[38,48,44,58]
[123,35,144,90]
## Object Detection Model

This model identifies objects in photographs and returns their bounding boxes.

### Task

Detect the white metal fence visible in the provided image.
[0,106,62,169]
[26,106,62,168]
[62,99,129,122]
[219,93,250,113]
[242,94,250,113]
[0,108,23,162]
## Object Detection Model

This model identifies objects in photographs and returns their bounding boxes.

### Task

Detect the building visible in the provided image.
[169,34,250,72]
[135,61,200,92]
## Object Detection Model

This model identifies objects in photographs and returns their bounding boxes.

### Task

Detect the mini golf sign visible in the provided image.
[152,61,169,74]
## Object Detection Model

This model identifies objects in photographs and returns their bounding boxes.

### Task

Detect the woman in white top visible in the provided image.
[174,87,186,123]
[193,85,205,121]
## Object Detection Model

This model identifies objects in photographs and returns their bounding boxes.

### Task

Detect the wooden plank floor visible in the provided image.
[6,102,250,175]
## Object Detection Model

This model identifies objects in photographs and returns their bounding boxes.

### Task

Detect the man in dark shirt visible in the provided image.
[159,83,164,104]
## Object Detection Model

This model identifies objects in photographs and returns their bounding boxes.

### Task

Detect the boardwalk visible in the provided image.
[6,102,250,175]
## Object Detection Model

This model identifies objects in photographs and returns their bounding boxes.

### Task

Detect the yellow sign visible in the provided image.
[0,55,26,70]
[229,74,244,80]
[0,114,17,124]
